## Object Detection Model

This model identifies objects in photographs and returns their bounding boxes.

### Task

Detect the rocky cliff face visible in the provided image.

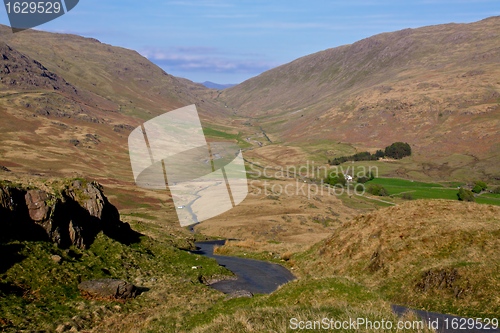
[0,179,138,248]
[0,42,77,93]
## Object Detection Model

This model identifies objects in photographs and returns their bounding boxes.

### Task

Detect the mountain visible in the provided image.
[0,25,223,121]
[0,25,228,210]
[220,17,500,180]
[201,81,236,90]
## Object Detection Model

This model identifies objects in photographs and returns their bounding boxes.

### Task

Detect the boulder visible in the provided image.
[226,289,253,299]
[51,255,62,264]
[78,279,137,299]
[25,190,52,222]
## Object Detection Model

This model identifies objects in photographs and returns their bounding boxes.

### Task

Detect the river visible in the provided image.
[192,240,295,294]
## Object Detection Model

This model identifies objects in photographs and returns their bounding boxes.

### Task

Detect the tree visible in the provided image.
[472,184,483,194]
[374,150,385,159]
[352,151,372,161]
[356,176,370,183]
[326,173,346,187]
[367,184,389,196]
[401,193,414,200]
[328,142,410,164]
[457,188,475,202]
[357,171,375,184]
[472,181,487,194]
[384,142,412,159]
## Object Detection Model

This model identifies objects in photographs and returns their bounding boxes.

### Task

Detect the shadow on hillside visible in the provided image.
[0,282,25,298]
[0,201,51,244]
[101,202,142,246]
[103,220,143,246]
[0,243,26,275]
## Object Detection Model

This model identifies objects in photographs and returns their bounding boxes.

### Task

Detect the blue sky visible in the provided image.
[1,1,499,84]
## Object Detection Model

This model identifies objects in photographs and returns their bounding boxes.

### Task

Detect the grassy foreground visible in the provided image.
[296,200,500,318]
[1,210,441,332]
[2,176,498,332]
[1,228,437,332]
[0,231,231,332]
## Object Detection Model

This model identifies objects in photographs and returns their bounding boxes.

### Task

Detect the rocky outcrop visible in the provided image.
[25,190,52,221]
[0,179,139,249]
[415,268,471,298]
[78,279,138,300]
[0,42,77,93]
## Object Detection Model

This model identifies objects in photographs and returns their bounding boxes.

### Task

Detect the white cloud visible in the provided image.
[139,47,278,74]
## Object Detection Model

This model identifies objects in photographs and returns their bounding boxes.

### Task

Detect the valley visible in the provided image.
[0,16,499,333]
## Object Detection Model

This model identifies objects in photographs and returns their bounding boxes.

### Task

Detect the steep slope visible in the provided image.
[0,42,77,93]
[297,200,500,317]
[221,17,500,179]
[0,26,228,212]
[0,25,222,121]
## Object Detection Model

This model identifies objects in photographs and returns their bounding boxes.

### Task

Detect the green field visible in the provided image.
[202,127,253,149]
[202,126,239,140]
[476,193,500,205]
[365,178,500,205]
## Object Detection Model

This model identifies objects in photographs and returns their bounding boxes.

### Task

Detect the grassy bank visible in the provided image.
[295,200,500,318]
[0,231,230,332]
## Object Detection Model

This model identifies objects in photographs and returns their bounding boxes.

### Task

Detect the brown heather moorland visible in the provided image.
[1,17,500,332]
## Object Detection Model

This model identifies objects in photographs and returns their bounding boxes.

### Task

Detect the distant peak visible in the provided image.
[200,81,236,90]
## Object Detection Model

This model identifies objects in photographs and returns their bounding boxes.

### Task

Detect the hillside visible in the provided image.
[0,25,232,212]
[220,17,500,180]
[0,25,222,121]
[296,200,500,317]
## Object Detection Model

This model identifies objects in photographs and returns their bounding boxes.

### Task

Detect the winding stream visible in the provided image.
[193,240,295,294]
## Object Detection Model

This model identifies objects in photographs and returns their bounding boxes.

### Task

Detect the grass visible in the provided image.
[151,277,432,333]
[337,191,395,209]
[296,200,500,318]
[0,232,231,332]
[363,177,500,205]
[202,126,238,140]
[202,126,254,149]
[476,195,500,205]
[122,212,158,220]
[366,178,443,188]
[296,140,357,163]
[0,229,437,332]
[3,176,498,331]
[213,240,296,266]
